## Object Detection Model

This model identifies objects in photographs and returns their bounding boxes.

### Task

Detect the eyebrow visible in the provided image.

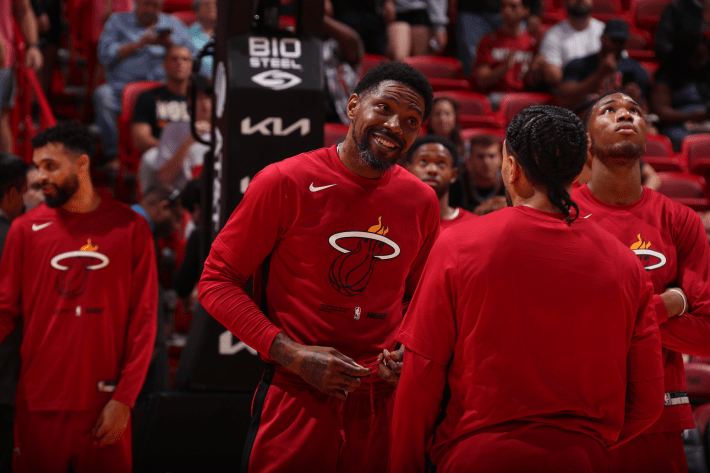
[600,98,641,108]
[380,94,424,118]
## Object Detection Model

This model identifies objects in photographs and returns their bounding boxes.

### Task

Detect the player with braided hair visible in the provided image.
[573,91,710,473]
[390,105,664,472]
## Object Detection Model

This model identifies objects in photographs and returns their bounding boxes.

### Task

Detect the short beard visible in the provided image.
[44,174,79,208]
[566,4,592,18]
[590,136,644,161]
[353,120,400,172]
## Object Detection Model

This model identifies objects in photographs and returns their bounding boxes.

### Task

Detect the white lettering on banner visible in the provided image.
[248,37,302,70]
[251,70,302,91]
[218,330,258,356]
[241,117,311,136]
[212,126,223,234]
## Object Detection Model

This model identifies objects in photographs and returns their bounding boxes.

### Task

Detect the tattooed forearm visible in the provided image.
[269,332,296,369]
[299,352,328,386]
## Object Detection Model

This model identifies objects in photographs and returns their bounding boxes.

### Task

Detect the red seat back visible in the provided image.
[405,56,464,79]
[633,0,673,32]
[682,134,710,171]
[162,0,193,13]
[657,172,706,199]
[172,10,197,26]
[118,81,162,173]
[360,54,389,78]
[498,93,554,127]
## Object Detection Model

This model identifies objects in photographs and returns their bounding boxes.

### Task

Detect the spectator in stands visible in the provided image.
[131,44,193,158]
[539,0,604,88]
[322,11,364,124]
[188,0,216,76]
[23,165,44,211]
[451,134,507,214]
[0,152,26,473]
[651,28,710,150]
[386,0,448,61]
[455,0,541,77]
[173,179,201,306]
[139,74,212,195]
[329,0,393,57]
[655,0,707,66]
[473,0,544,98]
[32,0,60,97]
[427,96,465,158]
[406,136,477,231]
[558,19,649,112]
[94,0,195,167]
[0,0,43,153]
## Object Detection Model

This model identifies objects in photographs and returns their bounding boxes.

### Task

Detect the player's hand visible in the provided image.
[92,399,131,447]
[25,46,43,71]
[294,346,371,400]
[661,287,688,318]
[376,347,404,387]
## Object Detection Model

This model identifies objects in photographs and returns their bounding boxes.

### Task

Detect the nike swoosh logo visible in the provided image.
[583,214,592,219]
[32,222,53,231]
[309,183,337,192]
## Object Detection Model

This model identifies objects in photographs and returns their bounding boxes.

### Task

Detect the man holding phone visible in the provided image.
[94,0,196,168]
[557,19,650,113]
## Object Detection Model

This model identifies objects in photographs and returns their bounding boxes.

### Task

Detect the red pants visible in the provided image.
[13,406,131,473]
[435,424,609,473]
[242,365,395,473]
[609,431,688,473]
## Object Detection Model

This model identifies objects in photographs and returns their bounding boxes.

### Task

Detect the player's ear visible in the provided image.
[346,93,359,121]
[76,154,90,174]
[449,166,458,184]
[586,132,593,156]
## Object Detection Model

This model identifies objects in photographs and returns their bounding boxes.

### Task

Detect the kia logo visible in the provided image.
[251,70,302,91]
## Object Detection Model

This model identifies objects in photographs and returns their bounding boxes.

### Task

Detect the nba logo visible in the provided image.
[354,307,361,320]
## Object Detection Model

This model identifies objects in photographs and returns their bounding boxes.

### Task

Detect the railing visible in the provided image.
[10,21,57,163]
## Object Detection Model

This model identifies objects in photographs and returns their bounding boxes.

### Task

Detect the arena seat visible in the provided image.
[116,81,162,200]
[497,92,554,127]
[360,54,389,78]
[626,27,655,61]
[161,0,193,12]
[404,56,471,91]
[657,172,710,211]
[633,0,674,34]
[541,0,565,24]
[683,134,710,176]
[643,134,686,172]
[172,10,197,26]
[685,363,710,404]
[639,60,659,81]
[591,0,626,22]
[460,127,506,144]
[324,123,349,147]
[433,90,500,128]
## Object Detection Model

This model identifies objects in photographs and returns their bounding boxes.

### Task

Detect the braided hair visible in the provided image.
[505,105,587,223]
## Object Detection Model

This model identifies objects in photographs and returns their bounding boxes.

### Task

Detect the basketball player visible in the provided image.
[0,122,158,473]
[405,135,476,231]
[199,62,440,473]
[573,91,710,473]
[390,106,664,473]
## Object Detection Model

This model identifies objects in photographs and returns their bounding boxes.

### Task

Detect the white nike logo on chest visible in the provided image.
[32,222,53,231]
[309,183,337,192]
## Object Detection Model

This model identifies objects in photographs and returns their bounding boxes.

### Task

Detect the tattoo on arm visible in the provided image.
[269,332,296,369]
[300,352,328,387]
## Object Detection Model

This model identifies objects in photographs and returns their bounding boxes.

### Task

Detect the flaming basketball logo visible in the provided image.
[630,233,666,271]
[52,239,110,299]
[328,216,400,296]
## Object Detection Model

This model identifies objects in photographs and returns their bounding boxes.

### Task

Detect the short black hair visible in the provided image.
[179,179,201,213]
[0,152,27,200]
[30,122,97,160]
[354,62,434,121]
[405,135,458,165]
[582,91,631,130]
[505,105,587,223]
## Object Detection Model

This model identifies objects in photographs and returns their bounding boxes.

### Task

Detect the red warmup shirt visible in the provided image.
[199,145,441,365]
[440,207,477,232]
[394,206,663,469]
[573,184,710,433]
[0,197,158,411]
[475,29,537,92]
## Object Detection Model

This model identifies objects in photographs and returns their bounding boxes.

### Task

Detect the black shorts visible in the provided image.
[395,9,430,26]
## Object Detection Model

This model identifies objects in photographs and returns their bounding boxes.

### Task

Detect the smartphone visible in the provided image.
[156,27,172,36]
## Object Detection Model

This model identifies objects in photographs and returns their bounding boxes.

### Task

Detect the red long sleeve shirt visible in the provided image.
[199,146,441,365]
[0,197,158,410]
[393,206,664,470]
[573,184,710,432]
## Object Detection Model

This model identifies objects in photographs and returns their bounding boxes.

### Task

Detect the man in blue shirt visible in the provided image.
[188,0,216,77]
[93,0,195,165]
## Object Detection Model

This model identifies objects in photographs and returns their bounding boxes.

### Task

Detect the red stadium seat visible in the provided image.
[433,91,500,128]
[643,134,686,172]
[324,123,349,147]
[162,0,193,12]
[633,0,673,34]
[683,134,710,175]
[360,54,389,78]
[404,56,471,91]
[657,172,710,210]
[497,93,554,127]
[685,363,710,403]
[639,60,659,81]
[172,10,197,26]
[460,127,506,144]
[541,0,565,24]
[626,27,655,61]
[116,81,163,200]
[591,0,625,22]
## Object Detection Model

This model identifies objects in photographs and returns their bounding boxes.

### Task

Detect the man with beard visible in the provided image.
[573,91,710,473]
[199,61,439,473]
[538,0,605,87]
[390,105,664,473]
[406,135,476,231]
[0,122,157,472]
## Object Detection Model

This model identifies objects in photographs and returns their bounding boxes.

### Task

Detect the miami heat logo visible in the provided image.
[630,233,667,271]
[51,239,110,299]
[328,216,400,296]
